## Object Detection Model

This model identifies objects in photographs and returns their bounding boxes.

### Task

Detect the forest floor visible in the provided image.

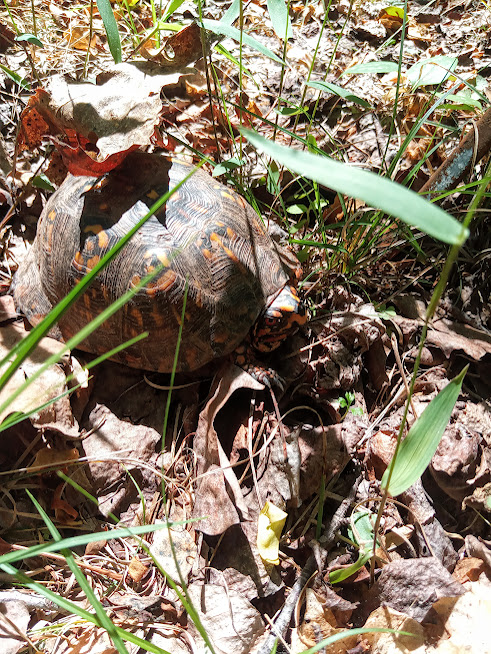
[0,1,490,653]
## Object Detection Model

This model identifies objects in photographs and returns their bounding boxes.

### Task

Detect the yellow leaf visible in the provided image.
[257,501,287,565]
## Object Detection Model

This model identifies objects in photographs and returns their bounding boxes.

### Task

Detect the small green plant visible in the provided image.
[338,391,363,417]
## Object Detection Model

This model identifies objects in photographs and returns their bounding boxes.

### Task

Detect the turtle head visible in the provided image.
[251,284,307,353]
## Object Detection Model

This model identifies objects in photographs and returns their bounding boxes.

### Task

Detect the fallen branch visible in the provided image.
[420,106,491,197]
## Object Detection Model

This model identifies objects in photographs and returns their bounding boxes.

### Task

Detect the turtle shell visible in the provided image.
[12,152,296,373]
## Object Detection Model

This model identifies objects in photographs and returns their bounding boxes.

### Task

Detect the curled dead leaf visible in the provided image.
[128,556,148,583]
[17,63,194,174]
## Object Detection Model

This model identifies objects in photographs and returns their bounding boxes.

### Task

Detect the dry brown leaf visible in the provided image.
[128,556,148,583]
[453,556,486,583]
[463,482,491,514]
[50,626,115,654]
[63,26,100,52]
[0,597,30,654]
[149,523,196,585]
[0,295,17,322]
[425,575,491,653]
[193,364,264,536]
[430,420,488,501]
[206,523,283,600]
[464,535,491,574]
[52,484,79,523]
[28,447,79,472]
[361,605,425,652]
[429,317,491,361]
[0,23,15,54]
[81,401,162,519]
[0,323,78,435]
[187,583,264,654]
[18,62,193,174]
[141,22,204,67]
[379,10,404,34]
[375,557,465,623]
[293,588,358,654]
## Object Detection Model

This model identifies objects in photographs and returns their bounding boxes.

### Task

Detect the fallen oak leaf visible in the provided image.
[192,364,265,536]
[28,447,79,474]
[17,62,194,173]
[140,22,205,67]
[0,323,77,435]
[52,483,79,523]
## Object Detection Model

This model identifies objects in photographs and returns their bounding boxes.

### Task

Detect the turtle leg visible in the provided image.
[233,343,285,390]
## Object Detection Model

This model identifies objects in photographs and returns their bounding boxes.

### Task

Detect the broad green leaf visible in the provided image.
[342,61,399,75]
[286,203,309,214]
[31,174,55,191]
[267,160,280,195]
[438,100,482,112]
[0,63,29,89]
[15,33,43,47]
[406,55,457,90]
[307,80,371,108]
[220,0,241,25]
[274,105,305,116]
[382,366,468,496]
[267,0,293,39]
[96,0,122,63]
[349,510,376,553]
[329,551,371,583]
[162,0,186,21]
[385,6,404,17]
[201,19,285,64]
[212,156,245,176]
[243,130,468,245]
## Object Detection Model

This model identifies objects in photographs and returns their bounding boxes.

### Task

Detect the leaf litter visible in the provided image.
[0,1,490,653]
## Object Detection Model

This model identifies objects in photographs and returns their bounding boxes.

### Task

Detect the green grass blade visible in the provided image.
[382,366,468,496]
[0,62,29,89]
[27,491,129,654]
[342,61,399,75]
[0,562,173,654]
[0,522,193,566]
[267,0,292,39]
[201,19,285,64]
[0,164,201,401]
[0,381,82,432]
[57,470,119,525]
[1,267,161,423]
[243,130,468,245]
[307,80,371,108]
[0,332,147,433]
[96,0,122,63]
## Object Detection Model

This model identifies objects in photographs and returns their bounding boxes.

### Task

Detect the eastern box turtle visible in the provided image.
[12,152,306,381]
